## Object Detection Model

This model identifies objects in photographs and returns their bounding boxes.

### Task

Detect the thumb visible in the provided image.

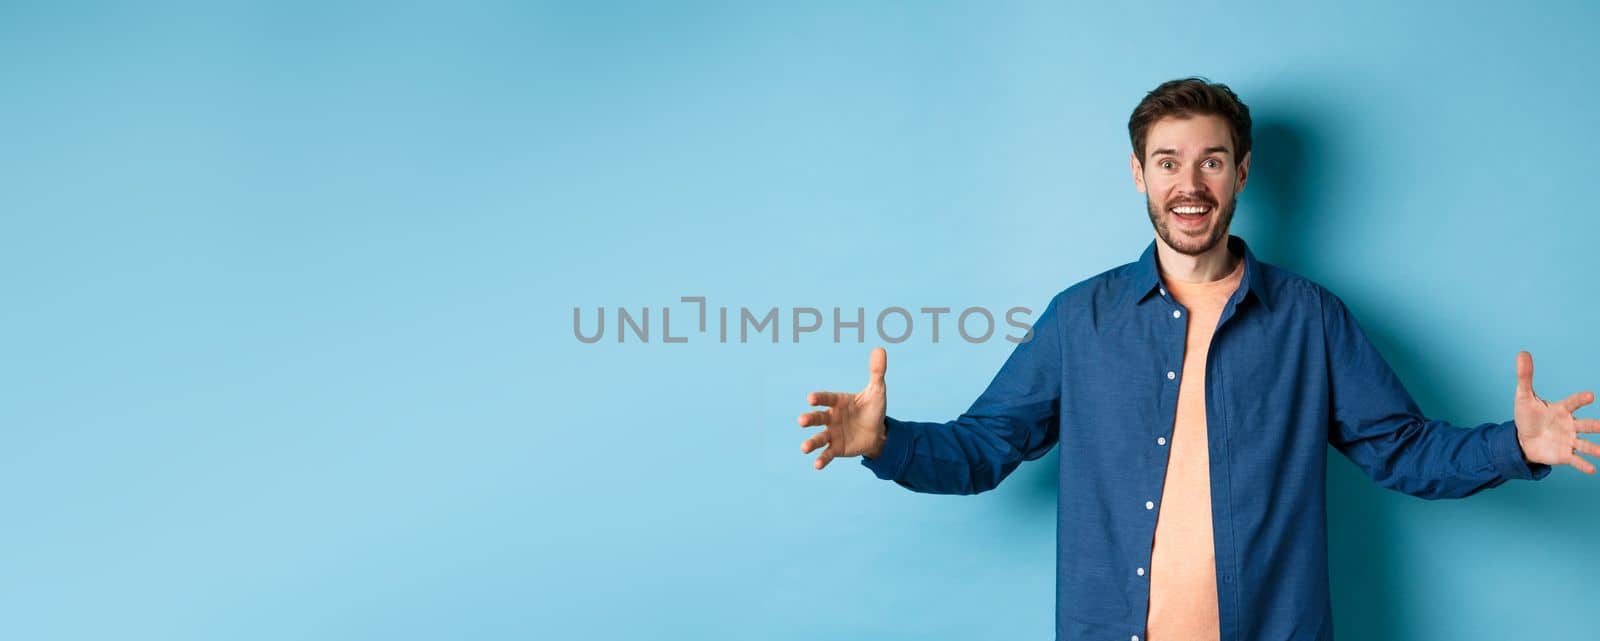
[1516,350,1535,400]
[867,346,887,389]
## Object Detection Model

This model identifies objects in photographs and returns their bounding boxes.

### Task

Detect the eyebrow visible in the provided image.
[1150,146,1231,158]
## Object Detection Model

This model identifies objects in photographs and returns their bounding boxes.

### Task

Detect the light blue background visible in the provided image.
[2,1,1596,639]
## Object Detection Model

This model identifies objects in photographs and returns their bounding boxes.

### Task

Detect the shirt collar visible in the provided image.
[1121,233,1272,312]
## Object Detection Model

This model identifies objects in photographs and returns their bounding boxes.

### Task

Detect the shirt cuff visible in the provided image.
[1488,419,1553,481]
[860,416,914,481]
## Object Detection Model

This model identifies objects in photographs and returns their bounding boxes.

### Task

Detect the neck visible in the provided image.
[1155,233,1238,283]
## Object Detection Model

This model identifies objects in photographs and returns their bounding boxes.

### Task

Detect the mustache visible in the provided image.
[1166,196,1217,208]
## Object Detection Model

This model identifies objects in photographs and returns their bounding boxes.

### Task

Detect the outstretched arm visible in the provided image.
[1320,288,1585,500]
[798,294,1064,495]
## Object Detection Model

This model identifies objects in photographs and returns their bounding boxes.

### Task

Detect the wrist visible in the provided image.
[866,426,887,460]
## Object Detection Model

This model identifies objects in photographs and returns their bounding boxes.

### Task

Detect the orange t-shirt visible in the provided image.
[1145,252,1244,641]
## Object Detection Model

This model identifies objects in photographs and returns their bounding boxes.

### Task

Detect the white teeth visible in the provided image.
[1172,206,1209,215]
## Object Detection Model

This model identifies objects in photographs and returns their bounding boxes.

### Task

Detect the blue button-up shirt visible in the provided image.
[860,234,1552,641]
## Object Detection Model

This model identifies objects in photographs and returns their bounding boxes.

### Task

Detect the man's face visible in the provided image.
[1131,114,1251,256]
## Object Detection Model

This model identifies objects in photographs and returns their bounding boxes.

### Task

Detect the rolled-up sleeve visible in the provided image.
[860,293,1064,495]
[1320,287,1552,500]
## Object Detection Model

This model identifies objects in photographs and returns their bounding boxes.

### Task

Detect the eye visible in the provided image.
[1202,159,1221,169]
[1160,160,1175,170]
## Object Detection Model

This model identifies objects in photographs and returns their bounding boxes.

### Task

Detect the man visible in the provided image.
[795,77,1598,641]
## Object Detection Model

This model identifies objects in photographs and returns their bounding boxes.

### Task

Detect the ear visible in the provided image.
[1234,150,1251,194]
[1130,152,1147,193]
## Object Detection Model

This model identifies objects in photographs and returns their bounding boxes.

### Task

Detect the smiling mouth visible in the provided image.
[1169,204,1213,219]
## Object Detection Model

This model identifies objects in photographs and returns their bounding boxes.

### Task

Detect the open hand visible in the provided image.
[1513,351,1600,474]
[798,347,888,470]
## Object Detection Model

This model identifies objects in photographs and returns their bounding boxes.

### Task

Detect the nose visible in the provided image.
[1182,164,1206,194]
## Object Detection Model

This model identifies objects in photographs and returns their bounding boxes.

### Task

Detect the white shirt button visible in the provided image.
[1133,637,1140,641]
[1158,436,1167,446]
[1145,501,1154,510]
[1159,287,1166,297]
[1172,309,1181,319]
[1166,371,1176,380]
[1137,567,1145,576]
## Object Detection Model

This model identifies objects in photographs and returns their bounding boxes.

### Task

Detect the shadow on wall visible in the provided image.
[1228,107,1594,638]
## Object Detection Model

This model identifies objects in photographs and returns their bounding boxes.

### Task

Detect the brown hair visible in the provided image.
[1128,77,1252,166]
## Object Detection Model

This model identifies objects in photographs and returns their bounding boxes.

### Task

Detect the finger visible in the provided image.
[1575,436,1599,458]
[868,346,888,387]
[798,410,832,428]
[801,429,831,454]
[808,391,846,407]
[1568,449,1596,475]
[1516,351,1535,401]
[815,445,836,470]
[1558,390,1596,414]
[1578,418,1600,434]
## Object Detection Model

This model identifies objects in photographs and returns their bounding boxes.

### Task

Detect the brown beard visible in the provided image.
[1145,195,1235,256]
